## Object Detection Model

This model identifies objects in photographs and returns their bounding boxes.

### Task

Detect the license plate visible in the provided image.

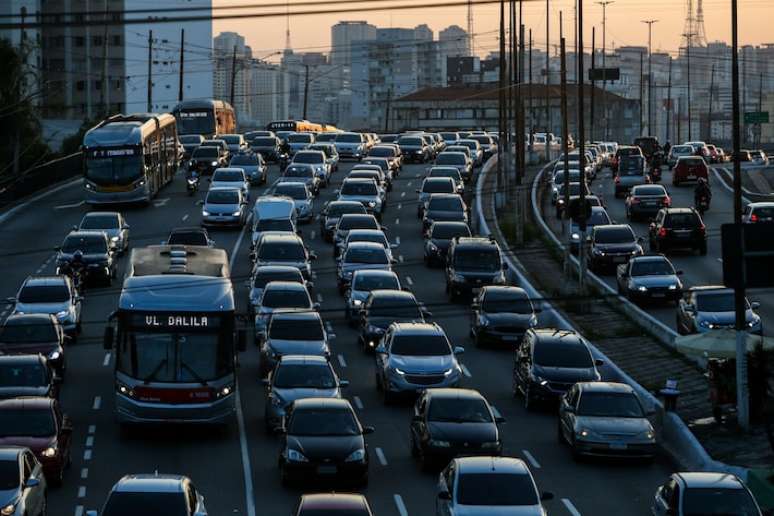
[317,465,337,475]
[613,256,626,263]
[609,443,628,450]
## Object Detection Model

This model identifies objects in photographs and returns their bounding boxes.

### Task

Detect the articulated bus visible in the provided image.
[265,120,339,134]
[82,113,177,205]
[173,99,236,138]
[103,245,246,425]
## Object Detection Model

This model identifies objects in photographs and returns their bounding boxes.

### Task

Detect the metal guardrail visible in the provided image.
[0,152,83,209]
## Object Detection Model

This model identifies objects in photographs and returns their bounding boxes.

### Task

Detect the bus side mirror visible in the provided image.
[103,326,114,351]
[237,329,247,352]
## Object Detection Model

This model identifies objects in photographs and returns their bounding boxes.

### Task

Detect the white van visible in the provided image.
[251,196,298,246]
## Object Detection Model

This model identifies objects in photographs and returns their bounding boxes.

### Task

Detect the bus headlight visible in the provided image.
[42,447,58,457]
[216,385,234,398]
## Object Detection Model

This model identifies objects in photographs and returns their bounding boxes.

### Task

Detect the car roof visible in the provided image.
[0,397,54,410]
[213,168,245,175]
[455,456,531,475]
[481,285,528,297]
[369,289,416,301]
[343,177,378,184]
[353,269,397,279]
[676,472,746,490]
[113,474,188,493]
[689,285,730,295]
[426,388,483,401]
[0,447,24,461]
[339,213,377,222]
[453,236,498,248]
[391,322,443,335]
[82,211,120,218]
[278,355,329,366]
[4,313,57,325]
[594,224,631,232]
[428,193,462,200]
[663,207,695,214]
[423,177,455,183]
[749,202,774,208]
[292,397,352,410]
[270,311,320,323]
[576,381,634,394]
[22,275,69,287]
[344,241,386,251]
[299,493,368,510]
[531,328,584,345]
[260,233,303,244]
[630,254,669,263]
[254,265,303,275]
[65,230,107,239]
[264,281,308,292]
[0,354,47,366]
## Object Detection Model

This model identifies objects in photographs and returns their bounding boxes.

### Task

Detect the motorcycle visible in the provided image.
[695,194,711,215]
[186,172,200,196]
[57,260,86,294]
[650,166,662,183]
[278,153,290,173]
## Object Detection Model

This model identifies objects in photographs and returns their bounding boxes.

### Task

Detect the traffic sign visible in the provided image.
[744,111,769,124]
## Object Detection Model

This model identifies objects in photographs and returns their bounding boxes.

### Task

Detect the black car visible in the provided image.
[0,314,66,376]
[166,226,214,247]
[410,388,505,469]
[616,254,683,303]
[587,224,643,274]
[397,135,431,163]
[512,328,602,410]
[0,354,60,399]
[471,286,539,347]
[55,230,116,285]
[445,237,507,300]
[250,136,281,161]
[648,208,707,255]
[278,398,373,486]
[424,221,471,266]
[422,194,468,235]
[357,290,429,352]
[320,201,368,243]
[295,494,374,516]
[189,145,226,175]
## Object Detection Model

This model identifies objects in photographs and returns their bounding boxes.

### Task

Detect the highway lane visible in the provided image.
[0,158,673,515]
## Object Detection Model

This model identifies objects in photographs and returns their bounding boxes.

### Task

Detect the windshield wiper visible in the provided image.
[143,359,168,384]
[180,361,208,386]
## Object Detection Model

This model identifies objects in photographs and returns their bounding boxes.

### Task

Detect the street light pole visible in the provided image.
[642,19,658,136]
[682,32,695,141]
[597,1,613,140]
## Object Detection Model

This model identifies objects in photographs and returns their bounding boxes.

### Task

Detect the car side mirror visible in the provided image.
[752,301,761,310]
[454,346,465,355]
[390,243,399,249]
[25,477,40,488]
[594,358,604,367]
[261,378,270,386]
[422,309,433,320]
[123,224,130,230]
[309,251,318,260]
[237,329,247,352]
[313,302,321,311]
[495,415,506,424]
[540,491,555,502]
[637,236,645,245]
[339,379,350,388]
[438,491,452,501]
[103,326,114,351]
[362,426,375,435]
[71,225,78,231]
[196,200,204,206]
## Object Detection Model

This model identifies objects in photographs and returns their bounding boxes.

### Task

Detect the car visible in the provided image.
[209,168,249,198]
[250,136,281,161]
[0,398,71,486]
[455,140,484,168]
[334,132,368,160]
[199,188,248,228]
[558,381,656,460]
[397,135,431,163]
[344,270,402,324]
[445,236,507,300]
[612,145,643,172]
[332,214,381,256]
[587,224,643,273]
[0,355,60,399]
[188,145,227,176]
[616,254,683,303]
[254,281,318,340]
[244,130,275,140]
[439,131,460,143]
[76,211,130,254]
[471,286,539,347]
[427,166,464,194]
[217,133,247,154]
[375,324,464,403]
[229,153,266,185]
[367,145,401,172]
[672,156,708,186]
[550,169,583,204]
[667,145,696,167]
[87,474,207,516]
[512,328,602,410]
[445,145,473,169]
[419,134,439,159]
[336,242,395,294]
[0,446,48,516]
[252,232,316,280]
[360,157,395,184]
[279,163,321,196]
[340,229,396,261]
[336,179,384,217]
[309,143,340,173]
[247,265,308,317]
[320,201,367,242]
[705,144,720,164]
[434,152,472,180]
[469,134,497,159]
[287,132,315,155]
[179,134,204,159]
[676,286,762,335]
[314,132,338,143]
[569,205,611,253]
[625,184,671,221]
[750,149,769,166]
[166,226,214,247]
[422,194,468,234]
[742,202,774,224]
[410,388,503,468]
[277,398,372,486]
[0,314,66,377]
[292,150,330,186]
[250,213,298,250]
[648,208,707,255]
[424,221,471,266]
[652,472,762,516]
[348,167,389,193]
[436,456,552,516]
[55,231,116,286]
[554,182,592,218]
[11,275,81,336]
[358,290,429,352]
[263,355,347,433]
[614,155,649,197]
[274,182,314,222]
[259,312,332,378]
[417,177,457,218]
[294,493,374,516]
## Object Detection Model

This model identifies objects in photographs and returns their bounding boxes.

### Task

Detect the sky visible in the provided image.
[212,0,771,61]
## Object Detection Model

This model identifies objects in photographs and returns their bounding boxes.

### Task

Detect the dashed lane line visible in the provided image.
[152,197,170,208]
[395,236,401,245]
[460,364,472,378]
[74,506,84,516]
[92,396,101,410]
[80,468,88,479]
[337,354,348,368]
[88,425,95,435]
[102,353,111,366]
[398,255,404,263]
[375,447,388,466]
[397,203,402,210]
[401,191,406,198]
[310,230,316,240]
[394,494,409,516]
[83,450,92,461]
[562,499,582,516]
[394,218,400,225]
[85,436,94,448]
[353,396,364,410]
[77,486,86,498]
[406,276,414,286]
[522,449,541,469]
[316,293,323,303]
[182,214,189,221]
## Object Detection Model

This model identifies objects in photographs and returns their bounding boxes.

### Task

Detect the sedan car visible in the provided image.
[287,132,315,155]
[569,205,611,253]
[334,132,368,160]
[333,214,381,256]
[252,232,316,280]
[76,211,130,254]
[616,254,683,303]
[0,314,65,376]
[416,177,457,218]
[0,355,59,400]
[742,202,774,224]
[471,286,539,347]
[179,134,204,160]
[558,381,656,460]
[55,231,116,286]
[424,221,471,266]
[676,286,762,335]
[278,398,372,486]
[358,290,429,352]
[247,265,307,317]
[279,163,320,196]
[229,153,266,185]
[0,447,47,516]
[397,135,431,163]
[367,145,401,173]
[166,226,214,247]
[336,179,384,216]
[308,143,340,174]
[422,194,468,234]
[189,146,226,176]
[88,474,208,516]
[217,133,247,155]
[339,229,396,262]
[199,188,248,228]
[337,242,395,293]
[292,151,330,186]
[411,388,503,468]
[210,168,249,198]
[11,275,81,336]
[320,201,367,242]
[651,472,762,516]
[625,184,671,221]
[259,312,331,378]
[434,152,472,180]
[250,136,281,161]
[455,140,483,168]
[274,182,314,223]
[344,270,401,324]
[587,224,643,274]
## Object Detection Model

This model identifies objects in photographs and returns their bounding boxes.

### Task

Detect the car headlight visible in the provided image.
[48,350,61,361]
[286,449,308,462]
[452,273,466,282]
[749,317,760,328]
[393,367,407,376]
[640,430,656,440]
[637,286,648,292]
[42,446,57,457]
[1,503,16,516]
[232,211,242,217]
[577,429,592,439]
[110,236,119,243]
[56,310,69,319]
[216,385,234,398]
[117,382,135,398]
[479,316,489,327]
[427,242,438,252]
[202,210,211,217]
[571,232,580,241]
[668,284,678,290]
[211,161,218,166]
[481,441,500,449]
[352,299,363,307]
[428,439,451,448]
[345,448,366,462]
[699,320,716,329]
[367,201,376,208]
[368,325,385,335]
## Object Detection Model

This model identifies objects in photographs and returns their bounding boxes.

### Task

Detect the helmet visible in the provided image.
[72,250,84,262]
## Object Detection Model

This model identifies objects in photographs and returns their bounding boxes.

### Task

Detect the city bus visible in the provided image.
[266,119,326,133]
[82,113,177,205]
[103,245,246,425]
[172,99,236,138]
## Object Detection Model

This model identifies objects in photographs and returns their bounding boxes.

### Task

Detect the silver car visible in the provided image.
[86,474,207,516]
[246,265,307,317]
[263,354,347,432]
[274,182,314,222]
[259,312,331,378]
[199,188,248,228]
[344,270,401,324]
[309,143,340,174]
[286,132,315,154]
[291,150,330,186]
[374,322,463,401]
[334,132,368,160]
[279,163,320,195]
[336,241,395,293]
[339,229,397,262]
[12,276,81,335]
[254,281,318,340]
[339,177,386,214]
[652,472,762,516]
[76,211,130,254]
[456,139,483,167]
[210,168,249,198]
[229,153,266,185]
[0,447,47,516]
[427,166,464,194]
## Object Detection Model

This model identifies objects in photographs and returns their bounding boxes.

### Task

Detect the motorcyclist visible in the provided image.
[694,177,712,206]
[663,141,671,155]
[68,250,86,291]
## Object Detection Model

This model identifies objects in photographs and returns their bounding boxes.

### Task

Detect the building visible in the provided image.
[250,63,288,128]
[0,0,42,105]
[330,21,376,67]
[213,31,252,124]
[439,25,470,60]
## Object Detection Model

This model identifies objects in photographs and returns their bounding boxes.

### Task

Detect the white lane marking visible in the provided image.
[717,258,723,263]
[85,436,94,447]
[398,255,404,263]
[316,293,323,303]
[102,352,111,366]
[407,181,413,187]
[77,486,86,498]
[401,191,406,198]
[182,214,189,221]
[375,447,388,466]
[394,494,409,516]
[461,364,472,378]
[394,217,400,225]
[88,425,96,435]
[353,396,364,410]
[228,217,258,516]
[80,468,89,479]
[325,322,333,333]
[562,498,582,516]
[83,449,92,461]
[310,230,316,239]
[406,276,414,286]
[92,396,101,410]
[337,354,347,368]
[74,506,84,516]
[395,236,401,245]
[53,200,85,210]
[522,449,541,469]
[397,203,402,210]
[153,197,170,207]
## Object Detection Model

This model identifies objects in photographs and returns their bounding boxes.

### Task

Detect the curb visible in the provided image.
[0,176,83,226]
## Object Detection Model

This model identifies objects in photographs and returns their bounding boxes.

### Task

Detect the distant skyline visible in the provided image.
[211,0,770,61]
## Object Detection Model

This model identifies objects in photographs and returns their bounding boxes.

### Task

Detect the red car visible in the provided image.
[672,156,708,186]
[0,397,72,485]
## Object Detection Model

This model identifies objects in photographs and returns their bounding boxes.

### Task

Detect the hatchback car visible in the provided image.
[422,194,468,234]
[320,201,367,242]
[358,290,429,351]
[336,179,384,216]
[274,182,314,222]
[0,446,47,516]
[55,231,116,285]
[417,177,457,218]
[648,208,707,255]
[558,381,656,460]
[76,211,130,254]
[210,167,249,198]
[435,152,472,180]
[445,237,507,300]
[397,135,431,163]
[199,188,248,228]
[569,205,611,253]
[11,275,81,336]
[278,398,372,486]
[676,286,762,335]
[166,227,214,247]
[337,242,395,293]
[0,355,59,400]
[292,151,329,186]
[260,312,331,377]
[427,166,464,194]
[87,474,207,516]
[229,153,266,185]
[189,146,226,176]
[411,389,503,468]
[424,221,472,266]
[587,224,643,273]
[471,286,539,346]
[625,184,671,221]
[294,493,374,516]
[247,265,308,317]
[616,254,683,303]
[0,314,66,376]
[652,472,762,516]
[287,132,315,155]
[334,132,368,160]
[344,270,402,324]
[672,156,708,186]
[280,163,320,195]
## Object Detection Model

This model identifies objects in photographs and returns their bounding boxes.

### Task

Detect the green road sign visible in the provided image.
[744,111,769,124]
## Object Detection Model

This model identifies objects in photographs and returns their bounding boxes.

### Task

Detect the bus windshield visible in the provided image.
[86,156,143,186]
[176,110,215,135]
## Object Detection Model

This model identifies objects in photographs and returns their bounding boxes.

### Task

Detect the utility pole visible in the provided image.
[178,28,185,102]
[302,64,310,120]
[757,72,763,148]
[642,19,658,136]
[707,62,715,141]
[101,0,109,117]
[510,0,516,193]
[683,32,695,141]
[666,58,672,144]
[560,14,572,278]
[639,52,644,135]
[384,88,392,133]
[516,22,526,246]
[578,0,587,291]
[229,45,238,108]
[545,0,551,161]
[497,0,505,202]
[590,27,596,142]
[677,96,682,143]
[147,30,153,112]
[529,29,533,151]
[597,1,613,140]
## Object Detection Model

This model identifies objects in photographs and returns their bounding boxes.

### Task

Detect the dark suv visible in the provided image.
[648,208,707,255]
[587,224,643,273]
[445,237,507,300]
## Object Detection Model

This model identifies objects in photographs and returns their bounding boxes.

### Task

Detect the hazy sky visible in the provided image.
[213,0,770,61]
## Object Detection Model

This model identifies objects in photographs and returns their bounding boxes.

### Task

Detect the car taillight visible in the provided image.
[698,224,706,234]
[658,227,668,238]
[663,196,671,206]
[614,176,620,183]
[631,198,640,204]
[751,214,759,223]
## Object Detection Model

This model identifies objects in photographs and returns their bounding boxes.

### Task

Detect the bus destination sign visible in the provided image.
[86,147,140,158]
[179,111,210,118]
[130,313,221,330]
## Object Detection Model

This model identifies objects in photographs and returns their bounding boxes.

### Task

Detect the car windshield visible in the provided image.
[398,137,422,146]
[457,472,539,507]
[206,190,239,204]
[221,135,240,144]
[459,141,478,150]
[369,297,421,319]
[230,155,258,166]
[696,292,743,312]
[631,259,675,276]
[61,235,106,254]
[179,135,202,144]
[259,242,305,261]
[255,219,294,233]
[436,154,465,165]
[167,231,208,246]
[262,289,310,309]
[534,342,592,368]
[353,274,399,291]
[454,249,501,272]
[337,134,362,143]
[632,186,666,196]
[270,318,323,340]
[0,363,47,387]
[554,171,581,184]
[213,171,244,182]
[577,392,644,417]
[102,492,189,516]
[422,180,455,193]
[341,182,377,196]
[192,147,218,158]
[482,292,533,313]
[288,408,359,436]
[284,166,314,178]
[80,214,119,229]
[339,217,378,231]
[288,134,313,143]
[17,285,69,303]
[275,185,307,200]
[673,146,693,154]
[682,488,761,516]
[349,233,388,247]
[666,213,699,229]
[390,334,450,356]
[274,364,335,389]
[327,204,365,218]
[431,224,470,240]
[363,160,387,170]
[559,183,585,196]
[252,137,275,146]
[428,197,463,211]
[315,133,337,142]
[293,153,323,164]
[369,147,394,157]
[429,168,461,181]
[586,210,610,226]
[595,227,635,244]
[428,398,492,423]
[0,459,19,490]
[0,409,55,437]
[344,247,389,265]
[253,271,302,289]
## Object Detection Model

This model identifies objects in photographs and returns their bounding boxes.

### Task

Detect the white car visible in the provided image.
[210,168,249,198]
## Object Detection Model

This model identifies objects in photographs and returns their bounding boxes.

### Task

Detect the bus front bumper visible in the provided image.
[85,183,150,204]
[115,392,236,425]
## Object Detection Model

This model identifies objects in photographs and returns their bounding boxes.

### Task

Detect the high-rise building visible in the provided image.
[330,21,376,67]
[213,31,252,123]
[0,1,42,106]
[439,25,470,59]
[251,62,288,127]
